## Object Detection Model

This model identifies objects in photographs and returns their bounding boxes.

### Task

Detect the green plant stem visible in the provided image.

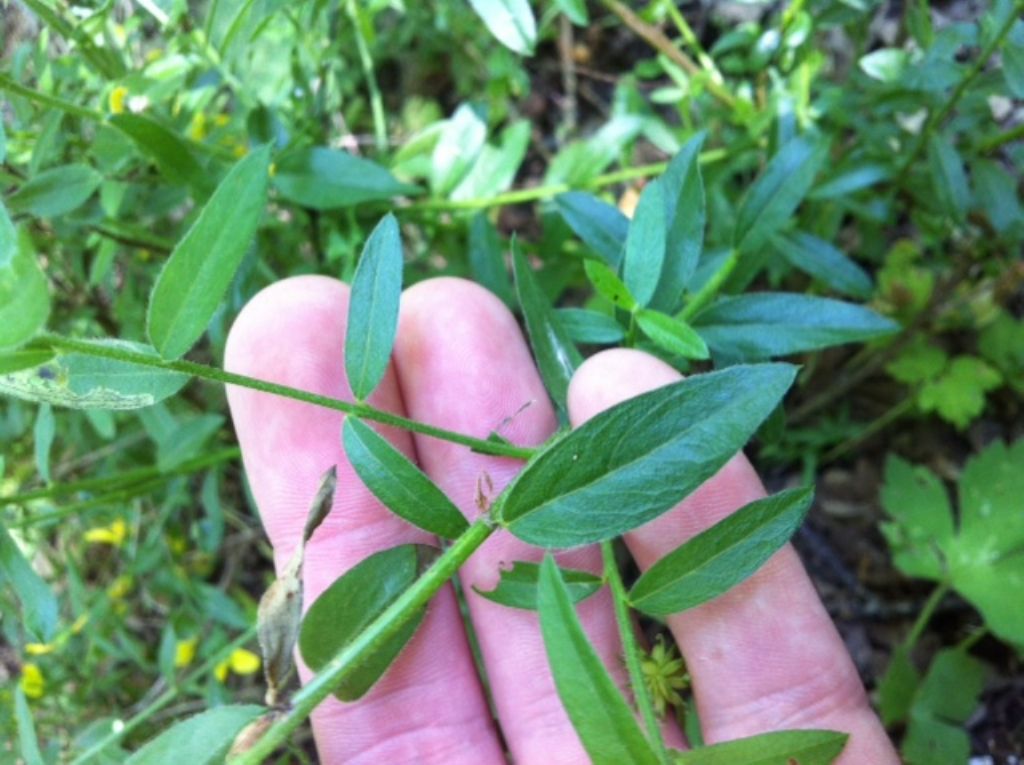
[677,248,739,322]
[660,1,723,84]
[69,626,259,765]
[0,73,104,121]
[346,0,388,154]
[902,582,950,652]
[598,0,737,110]
[820,397,915,465]
[897,2,1023,175]
[40,335,536,461]
[2,447,240,506]
[602,541,668,761]
[408,149,727,213]
[977,121,1024,153]
[228,518,496,765]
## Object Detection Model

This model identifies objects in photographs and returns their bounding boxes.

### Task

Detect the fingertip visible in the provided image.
[567,348,682,425]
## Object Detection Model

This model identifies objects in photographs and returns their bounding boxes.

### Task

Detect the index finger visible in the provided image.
[567,349,898,764]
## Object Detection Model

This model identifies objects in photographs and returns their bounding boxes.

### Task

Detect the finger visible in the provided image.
[567,349,899,764]
[225,275,503,765]
[394,278,681,763]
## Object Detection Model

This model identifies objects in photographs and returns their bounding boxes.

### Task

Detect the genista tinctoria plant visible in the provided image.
[2,0,1022,762]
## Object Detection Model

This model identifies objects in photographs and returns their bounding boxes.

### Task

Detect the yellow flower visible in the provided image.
[84,519,127,546]
[107,575,133,599]
[175,637,199,668]
[268,162,277,178]
[20,663,45,699]
[214,659,230,682]
[108,86,129,115]
[188,112,208,142]
[229,648,261,675]
[25,642,55,656]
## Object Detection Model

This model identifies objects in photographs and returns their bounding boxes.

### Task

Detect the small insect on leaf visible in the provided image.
[256,466,337,706]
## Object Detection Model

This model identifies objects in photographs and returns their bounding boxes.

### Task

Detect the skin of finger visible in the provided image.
[224,275,504,765]
[394,278,683,763]
[567,349,899,765]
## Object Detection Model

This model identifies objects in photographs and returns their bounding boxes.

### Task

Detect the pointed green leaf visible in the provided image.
[927,134,970,222]
[501,364,796,547]
[468,0,537,55]
[0,226,50,351]
[537,556,660,765]
[878,645,920,726]
[0,340,190,410]
[0,518,58,642]
[468,212,514,306]
[431,103,488,195]
[512,241,582,415]
[555,192,627,268]
[635,309,709,360]
[650,134,706,312]
[0,349,55,375]
[623,179,667,308]
[557,308,625,344]
[555,0,588,24]
[299,545,434,700]
[7,164,101,218]
[148,145,270,360]
[692,293,898,362]
[345,213,403,400]
[808,164,889,200]
[15,688,44,765]
[629,487,812,616]
[734,136,827,254]
[774,231,873,299]
[474,560,603,610]
[452,119,531,202]
[110,114,208,193]
[274,147,419,210]
[344,417,469,539]
[124,705,264,765]
[584,259,636,311]
[671,729,848,764]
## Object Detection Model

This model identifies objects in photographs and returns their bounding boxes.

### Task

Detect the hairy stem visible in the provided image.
[40,335,536,460]
[228,519,496,765]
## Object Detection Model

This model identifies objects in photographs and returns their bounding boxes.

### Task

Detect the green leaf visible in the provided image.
[431,103,488,195]
[0,227,50,351]
[156,413,224,471]
[7,164,101,218]
[537,556,660,765]
[926,134,970,222]
[629,487,812,616]
[451,119,531,202]
[858,48,909,82]
[886,339,948,385]
[878,645,920,726]
[917,356,1000,429]
[809,164,890,200]
[468,0,537,55]
[501,364,796,547]
[0,518,58,642]
[671,729,848,764]
[345,213,403,400]
[0,349,55,374]
[110,114,208,193]
[124,705,264,765]
[15,687,45,765]
[299,545,434,700]
[555,192,627,268]
[650,134,706,312]
[554,0,588,24]
[545,117,642,187]
[623,179,667,308]
[512,241,582,415]
[34,403,55,483]
[468,212,514,306]
[474,560,603,610]
[979,311,1024,383]
[584,259,636,311]
[0,116,6,164]
[879,456,953,581]
[273,147,419,210]
[734,135,827,255]
[635,309,708,360]
[0,340,190,410]
[774,231,873,299]
[343,417,469,539]
[901,649,985,765]
[692,293,898,362]
[148,145,270,360]
[557,308,625,344]
[973,159,1024,233]
[1004,21,1024,97]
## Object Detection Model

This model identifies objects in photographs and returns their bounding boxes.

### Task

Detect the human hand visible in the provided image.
[225,276,899,764]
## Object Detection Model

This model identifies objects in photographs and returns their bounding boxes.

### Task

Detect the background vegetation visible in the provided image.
[1,0,1022,762]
